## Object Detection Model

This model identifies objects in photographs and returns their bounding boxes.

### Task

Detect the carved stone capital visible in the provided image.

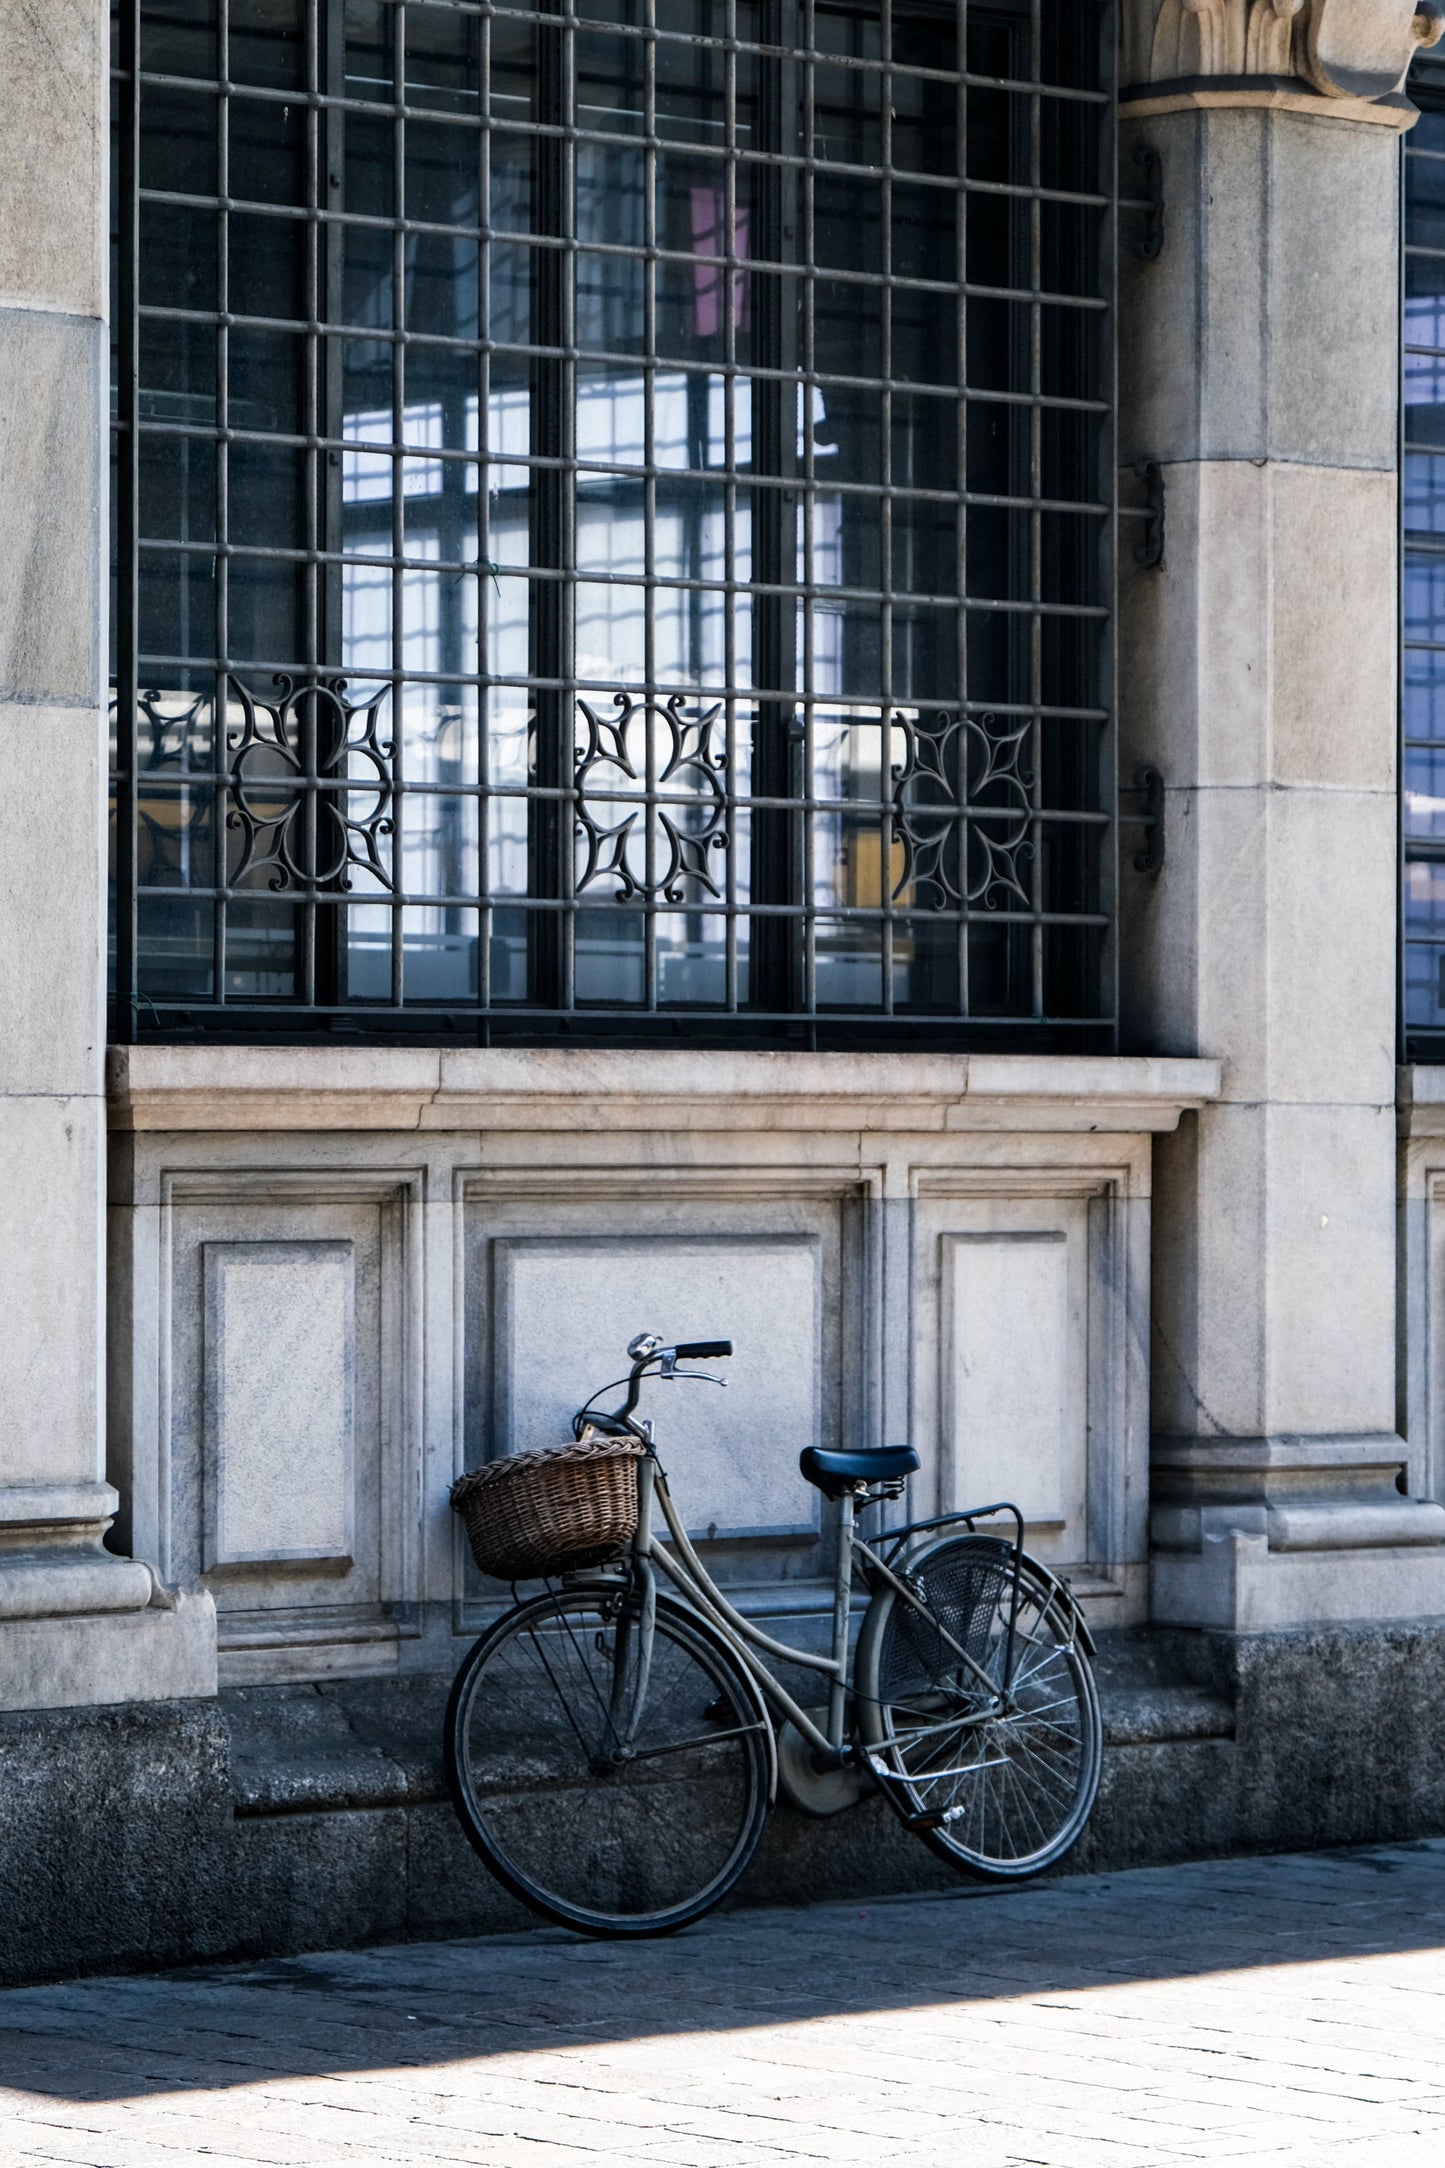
[1122,0,1444,124]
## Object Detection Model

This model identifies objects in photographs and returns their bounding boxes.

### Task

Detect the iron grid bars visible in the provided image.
[110,0,1117,1045]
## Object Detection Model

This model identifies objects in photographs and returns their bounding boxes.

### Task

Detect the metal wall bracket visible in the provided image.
[1131,143,1164,261]
[1123,764,1165,876]
[1132,459,1165,568]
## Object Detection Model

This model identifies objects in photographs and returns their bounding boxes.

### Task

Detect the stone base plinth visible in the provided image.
[9,1624,1445,1985]
[1152,1537,1445,1631]
[0,1589,217,1715]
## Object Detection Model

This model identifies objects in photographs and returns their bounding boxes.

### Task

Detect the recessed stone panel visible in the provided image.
[151,1178,417,1679]
[491,1235,822,1537]
[203,1241,355,1569]
[943,1232,1075,1530]
[921,1196,1093,1563]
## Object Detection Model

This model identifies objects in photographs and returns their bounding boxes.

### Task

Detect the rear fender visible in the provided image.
[855,1531,1095,1725]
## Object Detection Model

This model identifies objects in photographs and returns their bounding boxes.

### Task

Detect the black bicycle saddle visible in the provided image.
[799,1443,920,1499]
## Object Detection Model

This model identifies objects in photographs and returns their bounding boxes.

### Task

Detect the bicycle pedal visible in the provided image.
[905,1804,971,1831]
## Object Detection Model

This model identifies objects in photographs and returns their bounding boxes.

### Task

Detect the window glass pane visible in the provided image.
[406,1,483,115]
[231,327,305,433]
[140,87,218,195]
[228,0,305,90]
[346,114,394,217]
[140,0,217,79]
[139,201,217,311]
[344,0,392,101]
[230,94,306,206]
[230,211,306,321]
[140,319,216,424]
[406,119,480,228]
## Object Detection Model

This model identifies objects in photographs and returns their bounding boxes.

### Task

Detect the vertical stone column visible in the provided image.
[0,0,212,1704]
[1120,1,1445,1628]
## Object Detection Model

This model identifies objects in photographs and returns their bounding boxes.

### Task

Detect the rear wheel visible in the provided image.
[856,1535,1101,1880]
[445,1585,772,1936]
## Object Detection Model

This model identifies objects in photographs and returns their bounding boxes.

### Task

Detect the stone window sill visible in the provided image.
[107,1046,1222,1136]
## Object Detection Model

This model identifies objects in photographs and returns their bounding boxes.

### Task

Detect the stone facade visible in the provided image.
[6,0,1445,1984]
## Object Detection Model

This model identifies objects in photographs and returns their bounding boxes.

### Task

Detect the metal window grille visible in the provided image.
[110,0,1117,1045]
[1404,56,1445,1057]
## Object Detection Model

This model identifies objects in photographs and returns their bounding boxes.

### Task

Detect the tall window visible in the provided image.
[111,0,1114,1043]
[1406,57,1445,1054]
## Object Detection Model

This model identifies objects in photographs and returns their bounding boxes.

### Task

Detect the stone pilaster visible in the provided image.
[0,0,213,1704]
[1120,0,1445,1627]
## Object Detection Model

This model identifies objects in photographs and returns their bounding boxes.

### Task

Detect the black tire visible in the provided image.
[444,1584,772,1937]
[855,1535,1102,1880]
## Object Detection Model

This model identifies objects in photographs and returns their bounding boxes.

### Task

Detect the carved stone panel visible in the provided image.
[912,1187,1103,1575]
[944,1215,1088,1561]
[490,1234,823,1538]
[163,1180,416,1677]
[462,1184,853,1614]
[942,1232,1078,1533]
[202,1241,355,1570]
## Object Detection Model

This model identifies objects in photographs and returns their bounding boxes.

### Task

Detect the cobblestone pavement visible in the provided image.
[4,1844,1445,2168]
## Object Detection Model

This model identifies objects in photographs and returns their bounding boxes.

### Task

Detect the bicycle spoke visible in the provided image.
[997,1753,1052,1856]
[520,1617,607,1765]
[624,1722,769,1763]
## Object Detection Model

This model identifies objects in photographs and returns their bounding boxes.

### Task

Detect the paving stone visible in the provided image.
[5,1845,1445,2165]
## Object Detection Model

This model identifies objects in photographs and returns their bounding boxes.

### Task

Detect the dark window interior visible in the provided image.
[111,0,1115,1045]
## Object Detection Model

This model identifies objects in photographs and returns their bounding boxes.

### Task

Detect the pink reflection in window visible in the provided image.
[690,189,749,339]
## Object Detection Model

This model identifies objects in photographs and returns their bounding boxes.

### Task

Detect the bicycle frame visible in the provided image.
[610,1439,1033,1772]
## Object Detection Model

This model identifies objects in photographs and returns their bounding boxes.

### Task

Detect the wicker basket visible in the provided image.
[449,1431,646,1580]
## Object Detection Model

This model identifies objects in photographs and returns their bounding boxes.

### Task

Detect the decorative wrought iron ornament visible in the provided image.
[574,693,728,905]
[226,677,395,896]
[891,711,1034,912]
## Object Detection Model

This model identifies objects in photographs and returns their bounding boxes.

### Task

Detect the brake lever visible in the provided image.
[658,1366,728,1388]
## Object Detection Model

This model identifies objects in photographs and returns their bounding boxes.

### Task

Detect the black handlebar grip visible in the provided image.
[674,1339,733,1359]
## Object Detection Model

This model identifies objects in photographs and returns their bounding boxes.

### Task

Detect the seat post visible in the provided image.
[827,1486,856,1750]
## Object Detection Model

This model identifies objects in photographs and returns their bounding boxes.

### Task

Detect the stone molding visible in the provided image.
[1148,1418,1445,1633]
[0,1476,161,1623]
[1151,1433,1445,1552]
[106,1046,1222,1138]
[1397,1063,1445,1134]
[0,1479,121,1552]
[1121,0,1442,123]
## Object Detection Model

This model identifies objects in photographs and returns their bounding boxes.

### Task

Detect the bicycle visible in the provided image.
[445,1331,1103,1937]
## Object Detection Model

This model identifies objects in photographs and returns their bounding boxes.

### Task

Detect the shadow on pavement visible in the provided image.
[2,1842,1444,2105]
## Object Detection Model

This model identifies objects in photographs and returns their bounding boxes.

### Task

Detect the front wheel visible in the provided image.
[445,1584,772,1937]
[855,1535,1102,1880]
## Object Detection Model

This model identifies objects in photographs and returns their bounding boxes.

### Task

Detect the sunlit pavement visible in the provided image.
[4,1843,1445,2167]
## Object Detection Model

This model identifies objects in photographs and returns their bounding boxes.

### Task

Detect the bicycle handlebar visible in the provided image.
[573,1334,734,1439]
